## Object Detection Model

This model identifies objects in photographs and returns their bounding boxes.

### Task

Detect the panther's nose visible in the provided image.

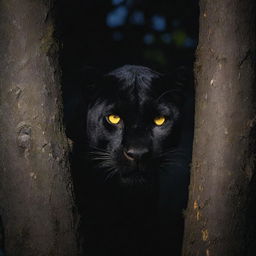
[124,147,150,161]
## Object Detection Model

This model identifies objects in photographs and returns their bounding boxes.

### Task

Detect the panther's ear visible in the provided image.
[76,66,105,98]
[160,66,191,107]
[63,66,104,142]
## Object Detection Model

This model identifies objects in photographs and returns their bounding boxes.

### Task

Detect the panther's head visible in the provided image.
[86,65,185,185]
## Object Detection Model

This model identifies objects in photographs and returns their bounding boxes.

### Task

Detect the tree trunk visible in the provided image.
[182,0,256,256]
[0,1,78,255]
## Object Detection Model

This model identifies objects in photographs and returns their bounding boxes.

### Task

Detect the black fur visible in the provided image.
[68,65,193,256]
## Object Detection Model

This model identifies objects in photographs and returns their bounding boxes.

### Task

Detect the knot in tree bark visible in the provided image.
[17,122,32,150]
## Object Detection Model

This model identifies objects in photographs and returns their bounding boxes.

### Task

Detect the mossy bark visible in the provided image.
[182,0,256,255]
[0,0,78,255]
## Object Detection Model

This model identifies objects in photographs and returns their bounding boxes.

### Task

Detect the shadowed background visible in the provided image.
[56,0,199,74]
[55,0,198,255]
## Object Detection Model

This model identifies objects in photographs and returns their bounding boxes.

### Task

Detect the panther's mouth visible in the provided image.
[121,168,143,177]
[120,168,155,187]
[120,160,154,180]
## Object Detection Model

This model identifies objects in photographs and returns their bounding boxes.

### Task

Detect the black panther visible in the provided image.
[67,65,193,256]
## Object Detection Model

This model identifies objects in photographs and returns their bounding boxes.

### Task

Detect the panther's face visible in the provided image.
[86,65,184,185]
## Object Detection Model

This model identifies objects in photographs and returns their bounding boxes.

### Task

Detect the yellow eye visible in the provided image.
[154,116,166,126]
[107,114,121,124]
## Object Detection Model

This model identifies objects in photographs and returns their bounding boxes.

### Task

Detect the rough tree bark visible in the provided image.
[0,1,78,255]
[183,0,256,256]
